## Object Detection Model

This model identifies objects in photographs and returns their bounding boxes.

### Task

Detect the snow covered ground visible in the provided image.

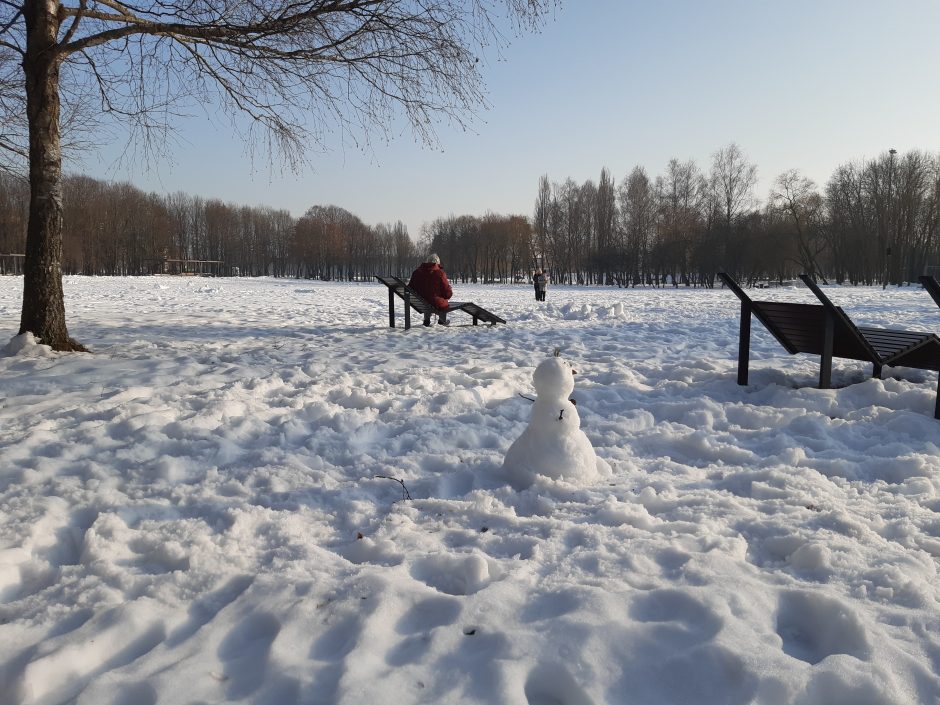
[2,275,940,705]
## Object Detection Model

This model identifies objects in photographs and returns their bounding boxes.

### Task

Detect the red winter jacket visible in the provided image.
[408,262,453,310]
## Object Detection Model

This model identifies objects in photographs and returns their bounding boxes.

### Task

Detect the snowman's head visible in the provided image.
[533,356,576,399]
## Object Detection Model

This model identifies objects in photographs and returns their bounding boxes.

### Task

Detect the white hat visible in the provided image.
[427,253,441,265]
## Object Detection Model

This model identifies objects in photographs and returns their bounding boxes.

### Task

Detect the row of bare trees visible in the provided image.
[420,214,532,283]
[532,145,940,287]
[4,145,939,288]
[293,206,415,280]
[0,173,27,265]
[0,172,419,279]
[1,172,536,283]
[4,145,939,289]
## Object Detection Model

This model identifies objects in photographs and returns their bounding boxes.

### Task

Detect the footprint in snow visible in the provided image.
[217,611,281,700]
[628,589,722,646]
[309,613,362,662]
[165,574,254,647]
[775,590,870,665]
[107,681,158,705]
[519,589,583,623]
[395,596,463,635]
[383,595,464,668]
[524,663,595,705]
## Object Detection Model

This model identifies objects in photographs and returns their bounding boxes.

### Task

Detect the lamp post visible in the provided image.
[883,148,896,289]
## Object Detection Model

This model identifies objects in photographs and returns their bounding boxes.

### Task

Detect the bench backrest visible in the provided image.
[719,272,823,355]
[389,275,443,313]
[719,272,876,361]
[919,275,940,309]
[375,274,442,313]
[798,274,880,362]
[718,272,795,353]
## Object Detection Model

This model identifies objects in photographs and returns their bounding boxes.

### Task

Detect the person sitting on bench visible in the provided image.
[408,253,453,326]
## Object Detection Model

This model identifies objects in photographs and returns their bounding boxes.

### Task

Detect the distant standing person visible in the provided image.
[533,269,548,301]
[408,254,453,326]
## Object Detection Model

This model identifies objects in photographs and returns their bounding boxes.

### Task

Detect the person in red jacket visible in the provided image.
[408,254,453,326]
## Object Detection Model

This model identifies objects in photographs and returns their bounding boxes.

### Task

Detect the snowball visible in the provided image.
[532,357,576,399]
[788,543,831,573]
[342,537,404,567]
[410,552,494,595]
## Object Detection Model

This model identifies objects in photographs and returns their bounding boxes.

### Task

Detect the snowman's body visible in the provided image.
[503,356,606,487]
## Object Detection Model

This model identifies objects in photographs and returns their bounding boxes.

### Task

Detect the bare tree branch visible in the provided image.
[1,11,22,39]
[61,0,88,46]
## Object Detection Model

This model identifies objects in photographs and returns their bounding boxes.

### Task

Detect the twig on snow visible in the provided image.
[374,475,413,501]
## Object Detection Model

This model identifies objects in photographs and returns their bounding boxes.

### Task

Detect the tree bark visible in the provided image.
[19,0,85,351]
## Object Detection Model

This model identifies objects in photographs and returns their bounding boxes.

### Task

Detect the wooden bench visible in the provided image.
[375,275,507,330]
[719,272,940,417]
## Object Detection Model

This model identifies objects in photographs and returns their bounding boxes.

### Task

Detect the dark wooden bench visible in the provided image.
[375,275,506,330]
[719,272,940,417]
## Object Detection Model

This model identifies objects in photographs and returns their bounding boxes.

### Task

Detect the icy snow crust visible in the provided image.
[1,276,940,705]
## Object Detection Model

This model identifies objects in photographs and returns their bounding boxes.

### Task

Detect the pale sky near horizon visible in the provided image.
[70,0,940,241]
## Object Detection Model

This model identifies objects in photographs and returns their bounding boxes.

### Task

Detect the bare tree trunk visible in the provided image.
[20,0,85,351]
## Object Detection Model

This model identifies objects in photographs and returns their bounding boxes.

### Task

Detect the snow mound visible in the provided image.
[553,301,629,321]
[4,332,53,357]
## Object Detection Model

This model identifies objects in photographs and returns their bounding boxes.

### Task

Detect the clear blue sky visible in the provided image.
[71,0,940,241]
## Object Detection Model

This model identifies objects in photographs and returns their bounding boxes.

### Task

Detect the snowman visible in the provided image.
[503,352,608,488]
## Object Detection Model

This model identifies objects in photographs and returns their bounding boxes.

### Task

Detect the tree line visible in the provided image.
[531,144,940,288]
[0,171,529,281]
[3,144,939,287]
